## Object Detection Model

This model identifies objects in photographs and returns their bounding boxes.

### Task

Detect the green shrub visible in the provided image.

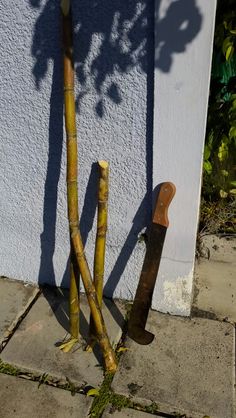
[203,0,236,201]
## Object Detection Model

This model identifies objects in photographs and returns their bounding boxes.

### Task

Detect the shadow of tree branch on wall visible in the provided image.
[30,0,202,116]
[155,0,202,72]
[29,0,202,329]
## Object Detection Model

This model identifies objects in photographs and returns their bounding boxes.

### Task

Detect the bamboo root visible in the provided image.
[61,0,117,372]
[86,161,109,351]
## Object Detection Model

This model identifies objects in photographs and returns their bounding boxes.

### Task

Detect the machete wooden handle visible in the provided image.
[153,182,176,227]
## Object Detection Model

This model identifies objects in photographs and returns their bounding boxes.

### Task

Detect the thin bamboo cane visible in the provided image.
[69,246,80,339]
[94,161,109,305]
[71,231,117,371]
[61,0,117,372]
[86,161,109,351]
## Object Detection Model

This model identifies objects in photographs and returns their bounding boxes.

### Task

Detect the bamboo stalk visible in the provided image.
[86,161,109,351]
[71,231,117,371]
[61,0,80,347]
[94,161,109,304]
[69,246,80,339]
[61,0,117,372]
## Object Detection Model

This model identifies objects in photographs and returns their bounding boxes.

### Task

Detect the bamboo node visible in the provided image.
[64,86,74,92]
[67,179,78,184]
[93,273,104,281]
[97,226,107,236]
[87,285,97,296]
[75,249,85,259]
[67,133,77,141]
[97,332,109,342]
[69,220,78,228]
[97,232,106,238]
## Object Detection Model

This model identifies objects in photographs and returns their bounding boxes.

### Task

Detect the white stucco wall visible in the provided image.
[0,0,216,315]
[0,0,153,299]
[152,0,217,315]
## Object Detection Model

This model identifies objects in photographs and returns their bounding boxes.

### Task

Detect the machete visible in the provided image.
[128,182,176,345]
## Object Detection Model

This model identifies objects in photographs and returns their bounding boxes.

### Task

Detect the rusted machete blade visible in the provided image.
[128,182,176,345]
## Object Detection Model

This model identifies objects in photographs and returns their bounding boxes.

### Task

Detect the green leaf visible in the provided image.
[87,388,100,397]
[204,145,211,161]
[219,189,228,198]
[218,142,228,162]
[230,29,236,35]
[231,99,236,109]
[229,126,236,139]
[206,130,214,148]
[221,169,229,177]
[203,161,212,174]
[229,188,236,195]
[226,45,234,61]
[116,347,131,353]
[230,181,236,187]
[221,134,229,144]
[222,37,232,55]
[223,21,228,30]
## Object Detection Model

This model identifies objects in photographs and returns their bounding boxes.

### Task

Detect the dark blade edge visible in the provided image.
[128,223,167,343]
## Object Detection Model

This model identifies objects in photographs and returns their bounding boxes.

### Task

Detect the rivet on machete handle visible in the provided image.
[128,182,176,345]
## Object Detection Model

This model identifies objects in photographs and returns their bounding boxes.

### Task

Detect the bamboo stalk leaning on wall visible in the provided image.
[60,0,117,372]
[59,0,80,353]
[69,246,80,339]
[86,161,109,352]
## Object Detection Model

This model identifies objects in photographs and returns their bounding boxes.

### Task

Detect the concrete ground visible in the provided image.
[192,234,236,323]
[0,239,235,418]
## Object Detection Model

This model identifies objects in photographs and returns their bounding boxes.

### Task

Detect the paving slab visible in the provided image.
[1,287,125,387]
[193,259,236,322]
[0,373,92,417]
[102,406,162,417]
[0,276,39,346]
[112,311,235,418]
[197,234,236,263]
[193,235,236,322]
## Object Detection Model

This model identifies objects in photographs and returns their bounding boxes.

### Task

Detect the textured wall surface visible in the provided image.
[0,0,216,314]
[152,0,217,315]
[0,0,153,300]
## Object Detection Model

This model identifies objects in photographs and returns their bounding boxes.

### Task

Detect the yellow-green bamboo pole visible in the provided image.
[71,231,117,371]
[61,0,80,347]
[61,0,117,372]
[69,246,80,339]
[94,161,109,304]
[86,161,109,351]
